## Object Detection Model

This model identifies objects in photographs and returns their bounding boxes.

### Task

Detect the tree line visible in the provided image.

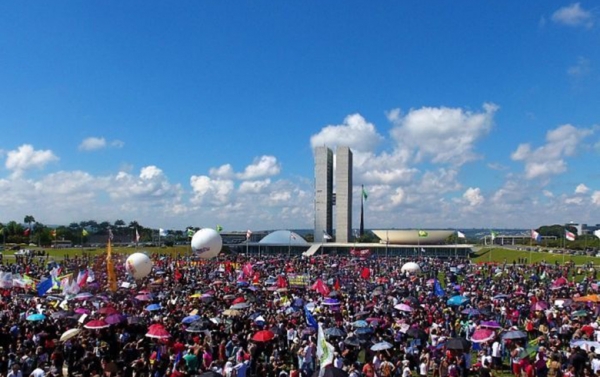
[0,216,196,247]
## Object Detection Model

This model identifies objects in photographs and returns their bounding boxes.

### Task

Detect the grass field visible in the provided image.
[471,247,600,265]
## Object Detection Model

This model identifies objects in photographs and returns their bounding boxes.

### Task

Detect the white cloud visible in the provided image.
[463,187,485,206]
[237,155,281,180]
[79,137,125,151]
[209,164,235,179]
[390,187,406,206]
[592,191,600,205]
[568,57,592,78]
[5,144,58,177]
[543,190,554,198]
[239,179,271,194]
[552,3,594,28]
[565,196,584,205]
[79,137,106,151]
[310,113,384,152]
[389,103,498,166]
[190,175,234,205]
[575,183,590,194]
[511,124,593,179]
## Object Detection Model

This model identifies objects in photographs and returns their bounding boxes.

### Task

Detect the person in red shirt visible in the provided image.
[363,362,375,377]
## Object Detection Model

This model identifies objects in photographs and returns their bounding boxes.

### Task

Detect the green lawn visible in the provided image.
[2,245,191,260]
[471,247,600,265]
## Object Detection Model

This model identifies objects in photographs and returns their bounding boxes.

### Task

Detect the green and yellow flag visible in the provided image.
[82,229,89,237]
[216,225,223,232]
[418,230,428,237]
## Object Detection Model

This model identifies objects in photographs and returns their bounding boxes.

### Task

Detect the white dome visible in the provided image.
[401,262,421,274]
[259,230,308,245]
[191,228,223,259]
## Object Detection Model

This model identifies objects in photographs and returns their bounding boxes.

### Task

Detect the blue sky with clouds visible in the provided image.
[0,1,599,231]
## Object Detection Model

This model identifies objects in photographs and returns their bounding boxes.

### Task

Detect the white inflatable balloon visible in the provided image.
[125,252,153,279]
[400,262,421,274]
[191,228,223,259]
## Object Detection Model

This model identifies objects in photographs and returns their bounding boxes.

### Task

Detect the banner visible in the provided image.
[288,274,310,288]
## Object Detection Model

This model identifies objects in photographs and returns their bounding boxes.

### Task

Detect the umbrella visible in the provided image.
[574,295,600,303]
[182,315,201,324]
[531,302,548,311]
[447,295,469,306]
[371,341,393,351]
[325,327,346,338]
[471,328,496,343]
[354,311,370,318]
[493,294,511,300]
[502,330,527,340]
[461,308,480,316]
[223,309,241,317]
[84,319,110,330]
[572,310,589,317]
[445,337,471,351]
[145,304,161,311]
[51,311,71,319]
[344,337,360,347]
[252,330,275,342]
[75,308,90,315]
[480,320,502,329]
[75,292,93,300]
[26,314,46,322]
[135,294,153,301]
[323,298,340,306]
[406,327,427,340]
[355,327,373,336]
[232,297,246,304]
[230,302,251,310]
[146,325,171,339]
[60,328,81,342]
[394,303,413,312]
[98,306,118,315]
[352,320,368,328]
[105,314,126,325]
[186,321,209,333]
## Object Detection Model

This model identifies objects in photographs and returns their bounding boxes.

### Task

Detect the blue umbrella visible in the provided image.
[182,315,201,324]
[355,327,373,336]
[145,304,161,311]
[447,295,469,306]
[352,320,368,328]
[26,313,46,321]
[461,308,480,316]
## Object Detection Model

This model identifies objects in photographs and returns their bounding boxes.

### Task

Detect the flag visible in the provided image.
[594,229,600,239]
[107,240,117,292]
[434,279,445,297]
[490,230,497,241]
[246,229,252,240]
[136,228,141,242]
[531,229,542,242]
[37,278,53,297]
[243,263,254,278]
[277,275,288,289]
[216,225,223,232]
[360,267,371,280]
[108,228,114,241]
[51,229,57,238]
[304,305,318,329]
[334,278,341,291]
[82,229,89,237]
[76,270,88,288]
[316,323,335,370]
[159,228,167,237]
[456,231,466,239]
[418,230,428,237]
[323,230,332,241]
[187,228,195,238]
[24,228,30,236]
[565,230,576,241]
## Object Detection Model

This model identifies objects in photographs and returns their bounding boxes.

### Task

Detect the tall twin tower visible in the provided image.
[314,146,353,243]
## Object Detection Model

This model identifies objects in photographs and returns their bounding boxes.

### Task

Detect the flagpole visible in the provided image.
[359,185,365,237]
[288,232,291,258]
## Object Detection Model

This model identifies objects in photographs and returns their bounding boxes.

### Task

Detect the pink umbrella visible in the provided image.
[394,303,413,312]
[471,328,495,343]
[531,302,549,311]
[99,306,118,315]
[135,294,153,301]
[552,277,568,287]
[480,320,502,329]
[84,319,110,330]
[105,314,126,325]
[75,308,90,315]
[146,324,171,339]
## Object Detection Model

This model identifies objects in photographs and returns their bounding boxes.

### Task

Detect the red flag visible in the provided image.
[360,267,371,280]
[174,269,182,281]
[277,275,288,288]
[243,263,253,278]
[23,228,30,236]
[252,272,260,285]
[311,279,330,296]
[334,278,341,291]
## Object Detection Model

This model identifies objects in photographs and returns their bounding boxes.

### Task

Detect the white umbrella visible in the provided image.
[371,341,393,351]
[60,328,81,342]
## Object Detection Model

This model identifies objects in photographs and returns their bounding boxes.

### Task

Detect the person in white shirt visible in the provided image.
[29,367,45,377]
[491,341,502,370]
[8,364,23,377]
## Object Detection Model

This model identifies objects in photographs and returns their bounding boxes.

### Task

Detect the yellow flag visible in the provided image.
[107,240,117,292]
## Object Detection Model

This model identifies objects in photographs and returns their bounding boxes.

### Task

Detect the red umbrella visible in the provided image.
[233,297,246,305]
[471,328,495,343]
[146,324,171,339]
[99,307,118,315]
[252,330,275,342]
[84,319,110,330]
[531,302,549,311]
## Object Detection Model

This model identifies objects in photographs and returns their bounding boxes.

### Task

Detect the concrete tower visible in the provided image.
[314,147,333,241]
[335,146,353,243]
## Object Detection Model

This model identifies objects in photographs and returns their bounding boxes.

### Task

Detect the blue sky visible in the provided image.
[0,1,599,231]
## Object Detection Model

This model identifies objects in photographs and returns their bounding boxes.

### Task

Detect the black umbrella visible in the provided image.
[445,337,471,351]
[312,366,349,377]
[344,337,361,347]
[406,327,427,340]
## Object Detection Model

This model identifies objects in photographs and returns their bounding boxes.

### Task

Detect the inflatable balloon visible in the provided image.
[400,262,421,274]
[125,252,153,279]
[191,228,223,259]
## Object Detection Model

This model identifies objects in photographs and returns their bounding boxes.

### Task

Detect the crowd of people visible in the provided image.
[0,249,599,377]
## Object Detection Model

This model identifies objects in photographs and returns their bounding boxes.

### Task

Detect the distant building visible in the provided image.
[314,146,334,240]
[335,147,353,243]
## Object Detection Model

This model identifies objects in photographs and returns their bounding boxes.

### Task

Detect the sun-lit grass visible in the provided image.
[471,247,600,265]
